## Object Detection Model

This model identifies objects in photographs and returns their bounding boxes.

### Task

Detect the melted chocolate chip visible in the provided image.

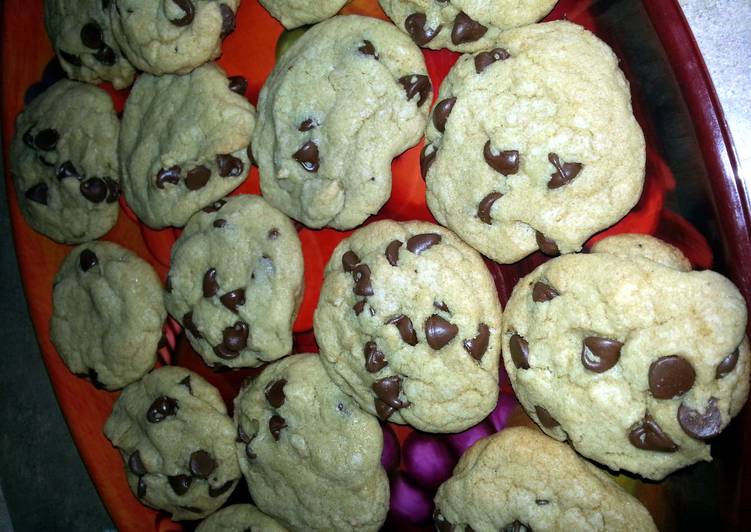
[298,118,318,131]
[183,311,203,339]
[128,450,146,476]
[216,154,244,177]
[293,141,320,172]
[374,399,395,421]
[168,474,192,496]
[169,0,195,26]
[581,337,622,373]
[237,424,251,443]
[60,50,82,66]
[202,199,226,213]
[532,281,559,302]
[156,165,181,189]
[352,264,374,296]
[502,521,531,532]
[203,268,219,297]
[25,183,48,205]
[214,321,249,359]
[80,177,108,203]
[208,479,235,497]
[104,177,121,202]
[398,75,431,107]
[432,97,456,133]
[629,413,678,452]
[387,315,417,346]
[434,301,450,312]
[189,450,216,478]
[353,300,366,315]
[404,13,441,46]
[165,276,173,293]
[463,323,490,361]
[220,289,246,313]
[358,40,378,58]
[364,341,388,373]
[477,192,502,224]
[535,231,559,256]
[79,249,98,272]
[716,348,739,379]
[483,141,518,175]
[385,240,403,266]
[228,75,248,96]
[509,334,529,369]
[269,415,287,441]
[535,405,560,428]
[536,499,549,506]
[81,22,104,49]
[649,355,696,399]
[35,128,59,151]
[179,375,192,394]
[406,233,441,254]
[137,477,147,498]
[420,144,436,180]
[373,375,407,410]
[342,250,360,272]
[213,219,227,228]
[147,396,178,423]
[678,398,722,440]
[185,166,211,190]
[548,153,583,189]
[424,314,458,350]
[434,510,453,532]
[265,379,287,408]
[474,48,510,73]
[95,45,116,66]
[219,4,236,38]
[451,12,488,45]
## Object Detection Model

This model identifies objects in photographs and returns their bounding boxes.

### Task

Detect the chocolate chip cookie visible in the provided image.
[259,0,350,29]
[10,80,121,243]
[253,15,430,229]
[50,242,165,390]
[109,0,239,75]
[379,0,558,52]
[502,234,750,480]
[104,366,241,520]
[165,195,304,369]
[424,21,646,263]
[434,427,657,531]
[234,354,389,532]
[314,220,502,433]
[120,63,255,228]
[196,504,289,532]
[44,0,135,89]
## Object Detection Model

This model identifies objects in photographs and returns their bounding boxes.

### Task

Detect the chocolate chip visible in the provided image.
[364,341,388,373]
[79,249,98,272]
[214,321,249,358]
[374,399,395,421]
[202,199,226,213]
[532,281,559,302]
[216,154,244,177]
[23,128,35,148]
[128,450,146,476]
[208,479,235,497]
[404,13,441,46]
[137,477,147,498]
[678,398,722,440]
[298,118,318,131]
[451,12,487,45]
[501,521,531,532]
[189,450,216,478]
[353,300,366,315]
[220,289,246,313]
[183,311,203,339]
[649,355,696,399]
[535,231,559,256]
[352,264,374,296]
[185,166,211,190]
[35,128,58,151]
[104,177,121,203]
[535,405,559,428]
[156,165,181,189]
[548,153,583,189]
[358,40,378,58]
[434,510,453,532]
[80,177,108,203]
[80,22,104,49]
[168,475,192,496]
[477,192,502,224]
[269,415,287,441]
[399,75,431,107]
[169,0,195,26]
[213,219,227,228]
[387,315,417,346]
[385,240,403,266]
[227,75,247,95]
[483,141,518,175]
[509,334,529,369]
[716,348,739,379]
[432,97,456,133]
[147,396,178,423]
[264,379,287,408]
[474,48,510,73]
[59,50,82,67]
[420,144,436,180]
[342,250,360,272]
[581,337,622,373]
[424,314,458,350]
[628,413,678,452]
[203,268,219,297]
[237,424,251,443]
[463,323,490,361]
[434,301,449,312]
[406,233,441,254]
[219,4,236,38]
[94,45,116,66]
[268,228,280,240]
[179,375,192,394]
[372,375,407,410]
[25,183,48,205]
[536,499,549,506]
[293,141,320,172]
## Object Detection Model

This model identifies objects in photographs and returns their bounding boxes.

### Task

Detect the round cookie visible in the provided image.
[379,0,558,52]
[314,220,502,433]
[259,0,350,29]
[120,63,255,228]
[44,0,135,89]
[196,504,289,532]
[165,195,304,369]
[10,80,121,244]
[502,235,750,480]
[591,233,691,272]
[424,21,646,263]
[434,427,657,532]
[104,366,241,520]
[109,0,239,75]
[253,15,430,230]
[50,242,165,390]
[234,354,389,532]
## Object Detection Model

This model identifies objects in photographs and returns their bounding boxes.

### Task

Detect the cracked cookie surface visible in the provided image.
[502,234,750,480]
[253,15,430,229]
[195,503,289,532]
[234,354,389,532]
[314,220,502,433]
[424,21,645,263]
[259,0,350,29]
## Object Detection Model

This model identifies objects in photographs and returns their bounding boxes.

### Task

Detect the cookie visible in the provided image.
[165,195,304,369]
[253,15,430,229]
[259,0,350,29]
[434,427,657,531]
[104,366,241,520]
[120,63,255,228]
[424,21,645,263]
[379,0,557,52]
[196,504,289,532]
[234,354,389,532]
[314,220,502,433]
[50,242,165,390]
[109,0,239,75]
[10,80,121,243]
[44,0,135,89]
[502,234,750,480]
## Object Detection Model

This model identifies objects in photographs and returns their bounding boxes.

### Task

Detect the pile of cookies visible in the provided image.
[10,1,750,531]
